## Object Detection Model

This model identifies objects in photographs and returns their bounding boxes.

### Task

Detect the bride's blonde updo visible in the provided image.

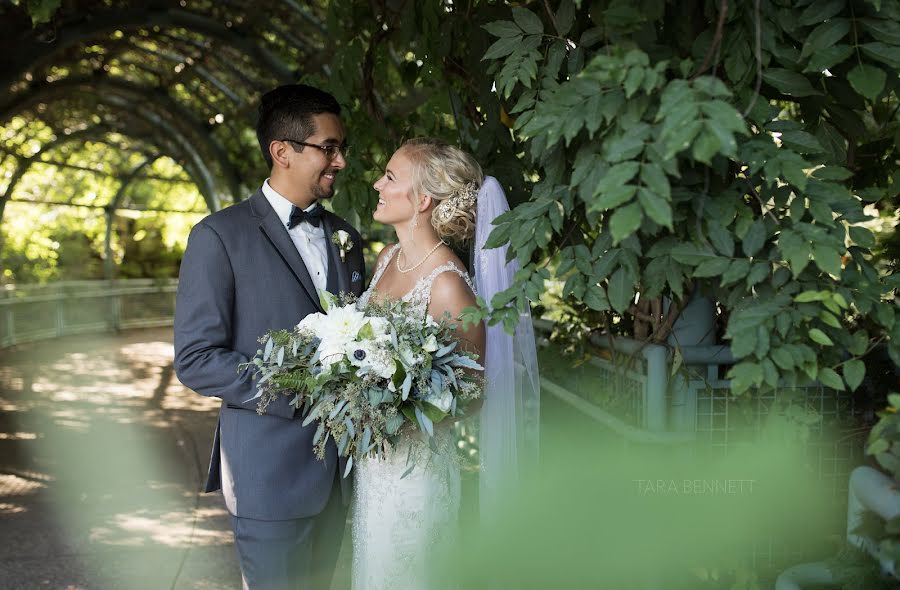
[401,138,483,245]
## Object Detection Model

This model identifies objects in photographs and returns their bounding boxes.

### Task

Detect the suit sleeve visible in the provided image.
[173,222,294,419]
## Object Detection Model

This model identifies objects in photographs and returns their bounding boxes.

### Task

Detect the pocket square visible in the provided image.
[351,271,362,283]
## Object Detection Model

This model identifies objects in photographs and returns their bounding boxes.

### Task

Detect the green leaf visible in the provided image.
[663,120,703,159]
[804,44,854,73]
[593,162,641,197]
[593,249,621,281]
[811,166,853,182]
[730,328,758,358]
[771,347,794,370]
[860,42,900,69]
[640,163,670,199]
[812,243,843,277]
[670,243,719,265]
[867,438,890,455]
[849,226,876,248]
[820,310,842,329]
[624,67,645,98]
[843,359,865,391]
[745,262,768,287]
[727,303,781,336]
[642,257,668,298]
[847,64,886,100]
[779,230,811,276]
[798,0,846,26]
[637,188,673,228]
[875,302,896,331]
[700,100,746,133]
[580,27,605,48]
[585,283,610,311]
[721,259,751,286]
[592,184,637,211]
[512,7,543,35]
[607,267,633,314]
[848,330,869,356]
[555,0,576,36]
[483,20,522,38]
[605,130,647,162]
[780,131,825,154]
[483,36,521,60]
[666,263,684,297]
[818,367,845,391]
[801,19,851,59]
[763,69,822,97]
[762,358,779,387]
[610,202,644,244]
[796,290,827,303]
[860,17,900,45]
[484,222,512,250]
[809,328,834,346]
[707,221,735,257]
[742,219,767,257]
[727,362,764,395]
[693,257,731,277]
[692,127,721,164]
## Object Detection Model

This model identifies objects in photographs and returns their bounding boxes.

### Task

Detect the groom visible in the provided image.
[174,84,364,589]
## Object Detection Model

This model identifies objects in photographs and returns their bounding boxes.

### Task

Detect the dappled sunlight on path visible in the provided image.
[0,328,239,589]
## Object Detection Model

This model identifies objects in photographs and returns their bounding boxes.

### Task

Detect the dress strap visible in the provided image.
[404,261,477,316]
[421,263,477,296]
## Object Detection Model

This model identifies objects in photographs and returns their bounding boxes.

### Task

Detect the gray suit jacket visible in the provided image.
[174,190,365,520]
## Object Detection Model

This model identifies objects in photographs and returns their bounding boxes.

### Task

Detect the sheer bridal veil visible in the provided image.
[472,176,541,519]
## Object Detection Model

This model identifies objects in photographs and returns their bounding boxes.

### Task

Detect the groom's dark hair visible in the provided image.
[256,84,342,168]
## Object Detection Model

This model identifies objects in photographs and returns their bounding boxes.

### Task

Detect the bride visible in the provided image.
[352,138,540,589]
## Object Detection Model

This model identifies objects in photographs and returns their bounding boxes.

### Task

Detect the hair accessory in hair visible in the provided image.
[433,181,478,225]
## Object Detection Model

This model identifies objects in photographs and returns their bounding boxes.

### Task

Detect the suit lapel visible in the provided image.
[321,214,349,295]
[251,191,323,312]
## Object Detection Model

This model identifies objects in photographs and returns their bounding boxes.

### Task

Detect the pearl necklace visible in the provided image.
[396,241,445,274]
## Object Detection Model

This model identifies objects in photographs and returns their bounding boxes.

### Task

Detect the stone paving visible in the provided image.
[0,327,325,589]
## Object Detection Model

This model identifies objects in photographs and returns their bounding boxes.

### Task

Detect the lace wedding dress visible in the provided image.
[352,244,475,590]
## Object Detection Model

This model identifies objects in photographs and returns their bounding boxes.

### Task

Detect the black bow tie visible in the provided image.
[287,204,323,229]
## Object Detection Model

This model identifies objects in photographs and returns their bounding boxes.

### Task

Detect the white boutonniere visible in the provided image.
[332,230,353,262]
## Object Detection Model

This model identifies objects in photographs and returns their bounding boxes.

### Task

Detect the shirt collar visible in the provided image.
[261,179,320,228]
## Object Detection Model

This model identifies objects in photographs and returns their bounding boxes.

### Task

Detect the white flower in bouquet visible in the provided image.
[345,340,395,379]
[321,304,369,345]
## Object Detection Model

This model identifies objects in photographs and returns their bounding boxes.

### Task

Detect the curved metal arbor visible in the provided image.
[0,0,330,278]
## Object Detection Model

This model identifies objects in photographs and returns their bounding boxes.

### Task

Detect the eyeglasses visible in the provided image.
[278,139,350,160]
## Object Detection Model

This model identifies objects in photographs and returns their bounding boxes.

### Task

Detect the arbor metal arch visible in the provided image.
[0,0,332,226]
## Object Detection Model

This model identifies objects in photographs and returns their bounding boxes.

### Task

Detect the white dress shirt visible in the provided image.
[261,180,329,293]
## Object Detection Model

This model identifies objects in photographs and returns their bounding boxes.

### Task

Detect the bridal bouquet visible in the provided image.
[243,292,483,476]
